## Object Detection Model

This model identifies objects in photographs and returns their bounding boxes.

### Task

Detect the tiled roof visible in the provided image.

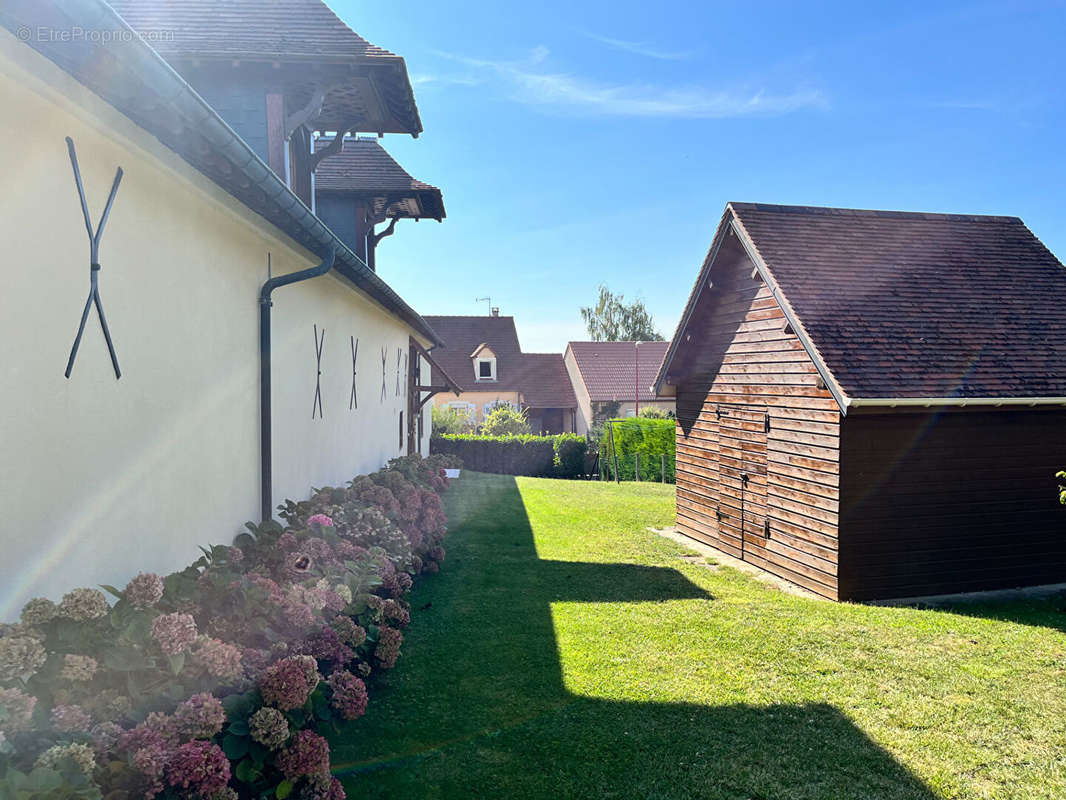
[108,0,397,60]
[314,138,444,220]
[108,0,422,134]
[727,203,1066,399]
[567,341,671,402]
[424,316,576,408]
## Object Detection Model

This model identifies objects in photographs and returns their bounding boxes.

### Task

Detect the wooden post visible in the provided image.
[661,453,666,483]
[608,421,620,484]
[635,453,640,482]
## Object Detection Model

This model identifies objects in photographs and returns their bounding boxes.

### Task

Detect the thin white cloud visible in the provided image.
[581,32,696,61]
[435,48,826,119]
[410,73,484,87]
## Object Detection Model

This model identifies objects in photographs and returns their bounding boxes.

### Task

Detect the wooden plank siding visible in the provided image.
[837,409,1066,600]
[673,235,842,599]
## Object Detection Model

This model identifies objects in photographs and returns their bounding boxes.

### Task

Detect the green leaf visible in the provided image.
[234,758,255,784]
[222,734,249,760]
[276,779,294,799]
[227,719,249,736]
[100,584,124,600]
[167,652,185,675]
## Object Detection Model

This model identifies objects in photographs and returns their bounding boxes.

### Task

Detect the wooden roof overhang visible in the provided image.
[1,0,442,347]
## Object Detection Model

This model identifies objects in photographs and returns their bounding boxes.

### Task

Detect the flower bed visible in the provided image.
[0,453,458,800]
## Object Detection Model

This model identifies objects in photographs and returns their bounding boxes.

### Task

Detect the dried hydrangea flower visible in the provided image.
[151,612,198,656]
[259,655,320,711]
[329,616,366,647]
[296,772,346,800]
[382,599,410,627]
[276,730,330,780]
[326,671,368,721]
[164,740,231,796]
[60,653,98,682]
[19,597,58,627]
[124,572,165,609]
[374,626,403,670]
[89,721,124,755]
[0,634,47,682]
[248,706,290,750]
[58,587,110,620]
[0,686,37,731]
[51,704,93,732]
[192,637,244,682]
[174,692,226,740]
[35,742,97,775]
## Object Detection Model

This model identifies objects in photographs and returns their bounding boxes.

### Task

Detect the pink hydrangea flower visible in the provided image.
[326,671,368,721]
[151,613,198,656]
[276,730,330,780]
[259,655,320,711]
[164,740,230,796]
[174,692,226,740]
[307,513,334,528]
[51,704,92,732]
[124,572,164,609]
[192,637,244,682]
[374,626,403,670]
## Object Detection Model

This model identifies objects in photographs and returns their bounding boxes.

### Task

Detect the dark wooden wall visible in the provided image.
[673,233,843,599]
[838,409,1066,600]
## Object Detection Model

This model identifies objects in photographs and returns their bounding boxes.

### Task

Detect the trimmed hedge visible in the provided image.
[600,418,676,482]
[432,434,588,478]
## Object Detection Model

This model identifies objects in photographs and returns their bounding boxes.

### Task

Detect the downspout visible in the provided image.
[259,248,336,522]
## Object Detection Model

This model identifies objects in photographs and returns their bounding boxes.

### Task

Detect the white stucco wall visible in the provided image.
[0,31,431,619]
[562,348,594,435]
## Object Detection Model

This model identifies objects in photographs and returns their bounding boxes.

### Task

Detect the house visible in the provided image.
[313,135,445,271]
[425,313,578,433]
[656,202,1066,601]
[564,341,674,434]
[0,0,457,617]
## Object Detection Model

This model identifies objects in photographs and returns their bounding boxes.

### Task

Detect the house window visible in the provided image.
[475,357,496,381]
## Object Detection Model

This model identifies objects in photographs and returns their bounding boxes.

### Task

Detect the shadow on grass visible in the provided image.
[331,474,936,799]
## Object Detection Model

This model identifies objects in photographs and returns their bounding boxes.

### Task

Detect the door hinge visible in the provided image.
[764,412,771,433]
[764,518,771,538]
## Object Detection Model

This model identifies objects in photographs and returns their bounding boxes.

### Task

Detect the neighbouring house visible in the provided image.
[0,0,458,617]
[656,202,1066,601]
[425,313,578,433]
[564,341,674,434]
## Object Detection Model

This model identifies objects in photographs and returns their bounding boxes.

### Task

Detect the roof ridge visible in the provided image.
[728,201,1023,224]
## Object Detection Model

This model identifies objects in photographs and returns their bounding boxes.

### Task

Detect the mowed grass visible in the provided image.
[331,472,1066,799]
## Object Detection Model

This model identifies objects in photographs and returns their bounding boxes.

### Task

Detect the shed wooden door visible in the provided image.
[716,404,769,560]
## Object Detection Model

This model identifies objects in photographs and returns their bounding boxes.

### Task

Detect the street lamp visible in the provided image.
[634,340,642,416]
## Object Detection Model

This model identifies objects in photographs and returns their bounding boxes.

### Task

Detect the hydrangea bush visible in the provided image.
[0,454,457,800]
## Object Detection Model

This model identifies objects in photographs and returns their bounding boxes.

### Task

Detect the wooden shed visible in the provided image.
[654,203,1066,601]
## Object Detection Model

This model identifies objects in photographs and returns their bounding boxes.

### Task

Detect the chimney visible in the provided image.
[491,307,499,317]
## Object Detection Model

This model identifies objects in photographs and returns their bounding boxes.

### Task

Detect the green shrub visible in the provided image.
[432,434,587,479]
[480,406,531,436]
[600,418,676,482]
[432,404,472,435]
[638,406,674,419]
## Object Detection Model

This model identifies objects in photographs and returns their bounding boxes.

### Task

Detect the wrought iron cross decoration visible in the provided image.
[395,348,402,396]
[380,347,388,403]
[312,325,325,419]
[403,351,409,398]
[64,137,123,379]
[349,336,359,410]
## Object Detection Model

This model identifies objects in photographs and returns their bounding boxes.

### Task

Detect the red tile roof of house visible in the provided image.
[109,0,422,134]
[662,202,1066,402]
[314,138,444,220]
[567,341,672,402]
[424,316,576,409]
[108,0,397,60]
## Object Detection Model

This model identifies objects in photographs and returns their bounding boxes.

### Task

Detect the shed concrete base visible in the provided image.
[649,527,823,600]
[870,583,1066,608]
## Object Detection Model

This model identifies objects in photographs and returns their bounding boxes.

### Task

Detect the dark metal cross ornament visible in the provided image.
[395,348,402,396]
[380,347,388,403]
[349,336,359,410]
[403,351,409,398]
[64,137,124,379]
[312,325,325,419]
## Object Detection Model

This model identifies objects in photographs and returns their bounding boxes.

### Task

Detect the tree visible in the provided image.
[481,405,531,436]
[580,284,664,342]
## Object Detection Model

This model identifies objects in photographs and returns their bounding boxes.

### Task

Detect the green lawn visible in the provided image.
[331,472,1066,799]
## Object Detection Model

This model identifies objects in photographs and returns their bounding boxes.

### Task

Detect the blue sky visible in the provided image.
[334,0,1066,352]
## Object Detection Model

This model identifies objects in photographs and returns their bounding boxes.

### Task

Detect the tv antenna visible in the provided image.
[475,296,491,312]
